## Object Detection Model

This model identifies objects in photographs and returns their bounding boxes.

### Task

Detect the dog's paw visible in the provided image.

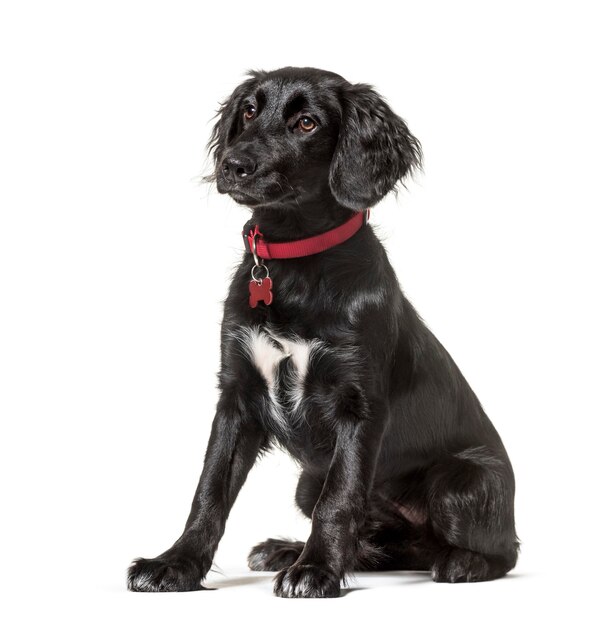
[273,563,340,598]
[127,552,204,592]
[431,547,490,583]
[248,538,305,571]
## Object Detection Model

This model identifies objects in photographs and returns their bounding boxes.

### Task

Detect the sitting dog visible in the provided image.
[127,66,520,598]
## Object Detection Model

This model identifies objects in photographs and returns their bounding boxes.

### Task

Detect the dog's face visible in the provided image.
[208,67,421,212]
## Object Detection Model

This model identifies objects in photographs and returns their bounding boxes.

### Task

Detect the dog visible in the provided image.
[127,66,520,598]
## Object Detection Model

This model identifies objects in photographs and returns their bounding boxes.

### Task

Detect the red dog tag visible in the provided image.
[249,277,273,308]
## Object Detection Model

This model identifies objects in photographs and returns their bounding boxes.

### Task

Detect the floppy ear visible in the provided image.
[204,73,261,177]
[329,83,422,210]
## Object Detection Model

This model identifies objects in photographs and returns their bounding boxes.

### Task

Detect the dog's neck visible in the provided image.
[249,197,356,242]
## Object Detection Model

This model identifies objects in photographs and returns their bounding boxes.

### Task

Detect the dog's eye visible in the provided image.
[244,105,256,121]
[298,117,316,132]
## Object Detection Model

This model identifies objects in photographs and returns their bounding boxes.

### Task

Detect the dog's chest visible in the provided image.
[233,326,324,429]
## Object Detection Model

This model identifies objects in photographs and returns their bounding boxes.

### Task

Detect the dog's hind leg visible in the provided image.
[248,474,432,574]
[424,446,520,582]
[348,493,435,572]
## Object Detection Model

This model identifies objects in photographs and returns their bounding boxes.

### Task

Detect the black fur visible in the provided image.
[127,67,519,598]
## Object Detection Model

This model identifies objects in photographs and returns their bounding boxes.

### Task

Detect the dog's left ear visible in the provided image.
[329,83,422,210]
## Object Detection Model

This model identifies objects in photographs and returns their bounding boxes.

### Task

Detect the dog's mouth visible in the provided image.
[226,187,283,208]
[216,170,298,208]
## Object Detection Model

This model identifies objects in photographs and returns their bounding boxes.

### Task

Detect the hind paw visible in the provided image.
[248,538,305,572]
[431,548,500,583]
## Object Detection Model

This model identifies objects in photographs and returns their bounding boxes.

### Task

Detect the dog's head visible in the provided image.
[207,67,421,211]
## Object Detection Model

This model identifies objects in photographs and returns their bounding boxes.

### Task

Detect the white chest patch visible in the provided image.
[230,326,324,428]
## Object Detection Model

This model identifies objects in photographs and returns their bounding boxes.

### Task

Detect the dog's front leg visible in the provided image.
[274,400,386,598]
[127,388,266,591]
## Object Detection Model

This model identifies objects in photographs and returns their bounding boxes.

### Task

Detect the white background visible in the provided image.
[1,0,606,624]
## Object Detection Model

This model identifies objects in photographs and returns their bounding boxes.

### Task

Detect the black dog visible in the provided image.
[127,67,519,598]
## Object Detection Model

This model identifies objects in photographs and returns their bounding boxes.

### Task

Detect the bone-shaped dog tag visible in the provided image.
[249,277,273,308]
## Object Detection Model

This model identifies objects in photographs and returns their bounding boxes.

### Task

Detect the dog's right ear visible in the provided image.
[205,73,260,177]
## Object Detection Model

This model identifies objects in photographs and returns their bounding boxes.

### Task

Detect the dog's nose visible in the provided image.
[221,154,257,182]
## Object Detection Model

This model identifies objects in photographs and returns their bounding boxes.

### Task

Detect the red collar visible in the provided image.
[243,209,370,260]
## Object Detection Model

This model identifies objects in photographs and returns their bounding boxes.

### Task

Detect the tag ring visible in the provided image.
[251,263,269,284]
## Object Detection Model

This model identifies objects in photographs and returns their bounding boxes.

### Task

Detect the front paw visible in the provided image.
[273,563,340,598]
[127,551,204,592]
